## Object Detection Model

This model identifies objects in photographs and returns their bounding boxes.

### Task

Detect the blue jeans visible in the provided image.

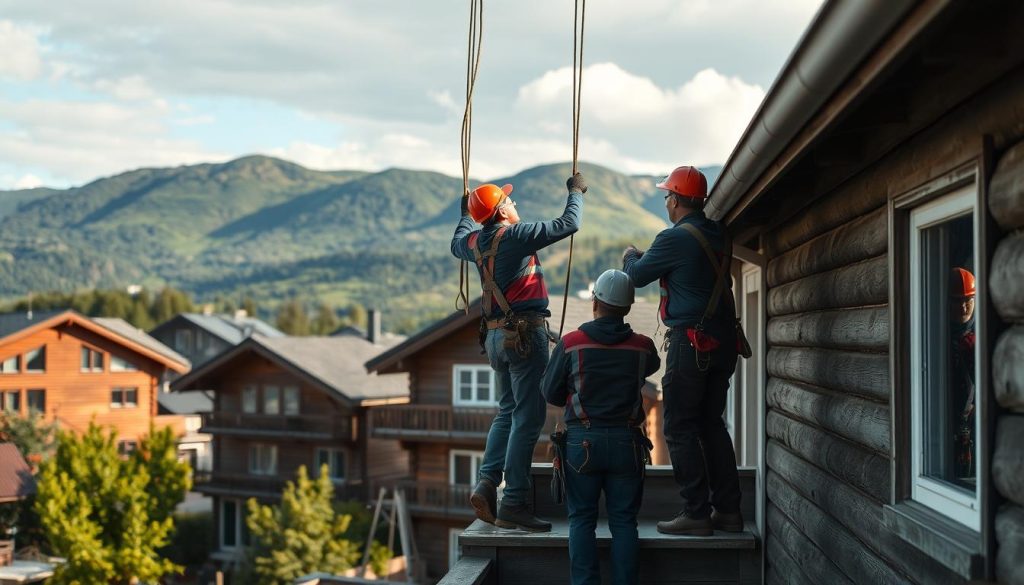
[564,425,644,585]
[478,326,549,507]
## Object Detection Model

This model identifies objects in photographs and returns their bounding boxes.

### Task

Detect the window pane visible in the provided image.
[3,391,19,412]
[93,351,104,370]
[919,212,976,492]
[27,389,45,413]
[111,388,123,407]
[331,451,345,480]
[25,347,45,372]
[0,356,17,373]
[267,446,277,474]
[263,386,280,415]
[110,356,136,372]
[459,385,473,401]
[81,347,90,370]
[283,386,300,415]
[242,386,258,413]
[175,330,192,353]
[453,454,473,485]
[125,388,138,407]
[476,369,491,402]
[222,500,237,547]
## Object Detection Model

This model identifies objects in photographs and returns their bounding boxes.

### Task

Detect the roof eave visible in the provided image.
[364,307,479,374]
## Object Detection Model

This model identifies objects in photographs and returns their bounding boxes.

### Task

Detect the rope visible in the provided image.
[455,0,484,314]
[558,0,585,338]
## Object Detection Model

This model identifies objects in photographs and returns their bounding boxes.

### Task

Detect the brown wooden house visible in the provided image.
[169,333,409,558]
[0,310,189,450]
[364,297,696,580]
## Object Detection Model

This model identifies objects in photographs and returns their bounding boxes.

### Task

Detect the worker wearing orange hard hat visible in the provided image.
[949,266,977,479]
[621,165,744,536]
[451,171,586,532]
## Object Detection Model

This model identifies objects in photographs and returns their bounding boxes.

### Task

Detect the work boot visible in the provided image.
[495,503,552,532]
[711,509,744,533]
[469,479,497,524]
[657,510,713,536]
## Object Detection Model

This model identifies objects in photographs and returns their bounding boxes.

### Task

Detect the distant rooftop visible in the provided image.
[173,312,285,345]
[0,443,36,502]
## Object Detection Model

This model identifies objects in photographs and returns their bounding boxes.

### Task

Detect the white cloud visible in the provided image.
[13,174,43,189]
[0,20,43,80]
[94,75,158,101]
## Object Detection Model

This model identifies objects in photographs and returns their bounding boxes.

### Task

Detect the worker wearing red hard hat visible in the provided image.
[949,266,977,479]
[451,171,587,532]
[620,165,743,536]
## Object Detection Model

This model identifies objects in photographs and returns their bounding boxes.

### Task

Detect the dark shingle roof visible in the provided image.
[176,313,284,344]
[0,310,64,340]
[0,443,36,501]
[157,390,213,414]
[93,317,189,368]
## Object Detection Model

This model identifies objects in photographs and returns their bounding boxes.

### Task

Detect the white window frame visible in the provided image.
[0,355,18,374]
[241,385,258,414]
[449,449,484,486]
[908,184,981,531]
[263,385,281,415]
[249,444,278,476]
[283,386,300,415]
[314,447,346,483]
[110,387,138,409]
[81,346,104,373]
[219,498,243,550]
[452,365,496,407]
[448,528,463,569]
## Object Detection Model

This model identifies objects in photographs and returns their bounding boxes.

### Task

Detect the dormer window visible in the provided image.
[110,355,138,372]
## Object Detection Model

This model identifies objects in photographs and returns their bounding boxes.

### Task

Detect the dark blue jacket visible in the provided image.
[451,192,583,319]
[542,316,660,425]
[622,210,736,342]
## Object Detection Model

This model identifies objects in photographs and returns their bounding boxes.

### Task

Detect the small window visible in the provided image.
[450,450,484,486]
[174,329,192,353]
[111,387,138,408]
[249,444,277,475]
[452,365,496,406]
[908,184,980,530]
[242,386,258,414]
[1,390,19,413]
[283,386,300,415]
[220,499,239,549]
[0,355,18,374]
[24,347,45,373]
[110,355,138,372]
[26,389,45,414]
[117,440,138,455]
[81,347,104,372]
[263,385,280,415]
[315,448,346,482]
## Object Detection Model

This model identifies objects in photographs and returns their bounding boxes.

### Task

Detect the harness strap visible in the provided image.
[470,226,512,316]
[628,352,647,426]
[678,223,733,328]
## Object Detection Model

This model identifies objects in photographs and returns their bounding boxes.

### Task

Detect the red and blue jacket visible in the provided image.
[622,210,736,343]
[542,316,660,426]
[451,192,583,319]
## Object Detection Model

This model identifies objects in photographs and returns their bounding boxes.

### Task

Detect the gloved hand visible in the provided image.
[566,173,588,194]
[622,245,643,264]
[461,190,470,216]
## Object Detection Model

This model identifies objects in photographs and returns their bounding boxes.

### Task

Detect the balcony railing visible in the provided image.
[371,404,561,442]
[200,411,352,440]
[389,479,475,518]
[197,471,365,500]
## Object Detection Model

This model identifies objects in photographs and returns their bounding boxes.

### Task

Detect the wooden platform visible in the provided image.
[461,518,758,549]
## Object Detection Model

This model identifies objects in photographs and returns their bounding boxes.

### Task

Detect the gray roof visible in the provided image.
[157,390,212,414]
[94,317,190,368]
[0,443,36,501]
[0,310,64,340]
[176,313,284,345]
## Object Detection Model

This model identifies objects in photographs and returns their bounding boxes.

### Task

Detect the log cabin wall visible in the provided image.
[989,139,1024,585]
[761,66,1024,584]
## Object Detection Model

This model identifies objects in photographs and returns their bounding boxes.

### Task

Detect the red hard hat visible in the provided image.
[949,267,976,298]
[656,166,707,199]
[468,183,513,224]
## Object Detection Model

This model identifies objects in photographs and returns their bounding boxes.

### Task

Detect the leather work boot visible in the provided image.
[469,479,497,524]
[657,510,713,536]
[495,503,552,532]
[711,509,744,533]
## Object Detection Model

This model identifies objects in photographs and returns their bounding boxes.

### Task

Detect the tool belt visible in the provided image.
[478,312,547,357]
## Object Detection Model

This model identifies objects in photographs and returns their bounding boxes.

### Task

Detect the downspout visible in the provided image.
[705,0,918,221]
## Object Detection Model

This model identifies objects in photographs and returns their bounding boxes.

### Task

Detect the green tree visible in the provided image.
[244,465,362,585]
[345,302,368,330]
[275,298,310,336]
[34,423,189,584]
[152,287,194,324]
[242,296,259,318]
[311,303,339,336]
[0,412,56,469]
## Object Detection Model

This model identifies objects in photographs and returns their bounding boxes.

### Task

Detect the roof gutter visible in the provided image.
[705,0,918,222]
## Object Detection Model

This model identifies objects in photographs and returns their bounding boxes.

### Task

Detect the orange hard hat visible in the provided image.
[656,166,708,199]
[468,183,513,224]
[949,267,976,298]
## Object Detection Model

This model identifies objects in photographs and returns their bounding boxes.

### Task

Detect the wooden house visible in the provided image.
[149,311,283,369]
[694,1,1024,583]
[169,333,409,558]
[362,296,748,580]
[0,310,189,448]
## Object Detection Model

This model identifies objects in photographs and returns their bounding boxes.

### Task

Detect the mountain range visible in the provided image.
[0,156,720,331]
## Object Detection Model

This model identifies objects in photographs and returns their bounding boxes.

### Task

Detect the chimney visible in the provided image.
[367,310,381,344]
[234,309,248,321]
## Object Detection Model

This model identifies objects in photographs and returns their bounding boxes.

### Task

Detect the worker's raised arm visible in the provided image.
[450,203,477,262]
[508,175,586,253]
[622,228,680,287]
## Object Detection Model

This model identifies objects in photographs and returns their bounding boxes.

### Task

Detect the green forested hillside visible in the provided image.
[0,156,716,332]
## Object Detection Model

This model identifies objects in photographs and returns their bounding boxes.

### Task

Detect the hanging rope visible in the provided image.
[558,0,585,337]
[455,0,484,314]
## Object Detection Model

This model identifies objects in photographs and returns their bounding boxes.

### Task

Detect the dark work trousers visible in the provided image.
[564,424,644,585]
[662,331,741,517]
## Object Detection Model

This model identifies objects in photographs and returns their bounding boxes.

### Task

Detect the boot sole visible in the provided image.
[656,525,713,536]
[469,493,496,524]
[494,519,552,533]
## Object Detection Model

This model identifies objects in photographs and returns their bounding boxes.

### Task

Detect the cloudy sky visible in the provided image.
[0,0,822,189]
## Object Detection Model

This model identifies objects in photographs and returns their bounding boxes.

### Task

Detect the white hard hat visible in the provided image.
[593,269,635,307]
